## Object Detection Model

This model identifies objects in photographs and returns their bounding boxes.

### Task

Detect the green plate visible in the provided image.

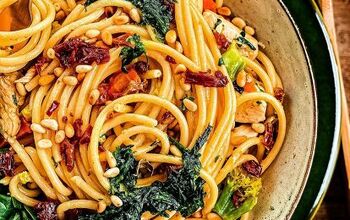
[279,0,342,219]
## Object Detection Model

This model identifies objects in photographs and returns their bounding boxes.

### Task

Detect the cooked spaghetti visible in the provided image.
[0,0,286,219]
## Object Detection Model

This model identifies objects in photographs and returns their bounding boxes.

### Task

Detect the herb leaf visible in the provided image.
[120,34,146,72]
[236,32,256,50]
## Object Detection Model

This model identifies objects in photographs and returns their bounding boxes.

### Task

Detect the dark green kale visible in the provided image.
[237,32,256,51]
[127,0,175,41]
[84,0,97,7]
[120,34,146,72]
[0,195,37,220]
[79,126,213,219]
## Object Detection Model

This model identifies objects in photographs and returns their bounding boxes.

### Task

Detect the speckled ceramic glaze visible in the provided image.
[225,1,318,219]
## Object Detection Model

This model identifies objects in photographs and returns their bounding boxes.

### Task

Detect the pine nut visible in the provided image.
[47,48,56,59]
[245,26,255,36]
[97,201,107,213]
[236,70,247,87]
[41,119,58,131]
[54,67,64,77]
[183,99,197,112]
[75,65,93,74]
[217,6,232,16]
[175,41,183,53]
[174,64,187,74]
[114,103,133,113]
[16,82,27,96]
[38,75,55,86]
[103,167,120,178]
[232,17,246,29]
[86,29,100,38]
[53,3,61,11]
[143,69,162,79]
[89,89,100,105]
[106,151,117,168]
[113,15,130,25]
[65,123,75,138]
[55,130,65,144]
[165,30,177,45]
[111,195,123,207]
[207,213,222,220]
[0,176,11,185]
[252,123,265,133]
[77,72,86,82]
[63,76,78,86]
[55,10,66,21]
[179,78,191,91]
[101,30,112,45]
[37,139,52,149]
[85,37,97,44]
[129,8,141,23]
[30,123,46,134]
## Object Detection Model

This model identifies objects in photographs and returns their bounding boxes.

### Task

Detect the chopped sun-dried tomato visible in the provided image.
[134,61,149,74]
[73,119,83,138]
[203,0,217,12]
[214,32,230,52]
[54,38,110,68]
[60,138,76,172]
[165,55,176,64]
[0,150,14,176]
[34,201,59,220]
[17,116,32,138]
[185,70,229,87]
[262,119,278,151]
[34,57,49,75]
[96,69,148,104]
[80,125,93,145]
[242,160,262,177]
[112,33,132,47]
[46,101,60,116]
[232,189,244,208]
[274,87,285,103]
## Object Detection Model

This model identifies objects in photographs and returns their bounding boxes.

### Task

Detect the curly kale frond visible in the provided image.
[120,34,146,72]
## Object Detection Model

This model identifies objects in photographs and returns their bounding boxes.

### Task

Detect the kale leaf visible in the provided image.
[84,0,97,7]
[127,0,175,41]
[0,195,37,220]
[79,126,213,219]
[120,34,146,72]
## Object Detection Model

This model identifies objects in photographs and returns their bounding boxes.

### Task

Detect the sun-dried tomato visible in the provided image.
[214,32,230,52]
[232,189,244,208]
[73,119,83,138]
[165,55,176,64]
[262,119,277,151]
[46,101,60,116]
[112,33,132,47]
[54,38,110,68]
[185,70,229,87]
[34,201,59,220]
[274,87,285,103]
[134,61,149,74]
[34,57,49,75]
[242,160,262,177]
[60,138,76,172]
[0,150,14,176]
[17,116,32,138]
[80,125,93,145]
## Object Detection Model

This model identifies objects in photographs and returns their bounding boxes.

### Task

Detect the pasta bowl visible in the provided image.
[225,0,341,219]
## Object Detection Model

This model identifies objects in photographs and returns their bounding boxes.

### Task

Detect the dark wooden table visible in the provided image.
[314,0,350,219]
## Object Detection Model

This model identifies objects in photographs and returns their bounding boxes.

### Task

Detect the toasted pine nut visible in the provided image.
[183,99,197,112]
[76,65,93,74]
[111,195,123,207]
[97,201,107,213]
[55,10,66,21]
[101,30,113,45]
[30,123,46,134]
[53,67,64,77]
[232,17,246,29]
[106,151,117,168]
[113,15,130,25]
[63,76,78,86]
[47,48,56,59]
[245,26,255,36]
[236,70,247,87]
[143,69,162,79]
[55,130,65,144]
[16,82,27,96]
[175,41,183,53]
[89,89,100,105]
[174,64,187,74]
[179,78,191,91]
[252,123,265,133]
[165,30,177,45]
[217,6,231,16]
[53,3,61,11]
[0,176,11,185]
[207,213,222,220]
[104,167,120,178]
[77,72,86,82]
[38,75,55,86]
[86,29,100,38]
[41,119,58,131]
[129,8,141,23]
[37,139,53,149]
[114,103,133,113]
[65,123,75,138]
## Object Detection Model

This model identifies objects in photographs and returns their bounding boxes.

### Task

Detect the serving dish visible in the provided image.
[226,0,341,219]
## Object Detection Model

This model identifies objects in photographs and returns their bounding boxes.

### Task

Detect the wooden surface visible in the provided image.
[315,0,350,219]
